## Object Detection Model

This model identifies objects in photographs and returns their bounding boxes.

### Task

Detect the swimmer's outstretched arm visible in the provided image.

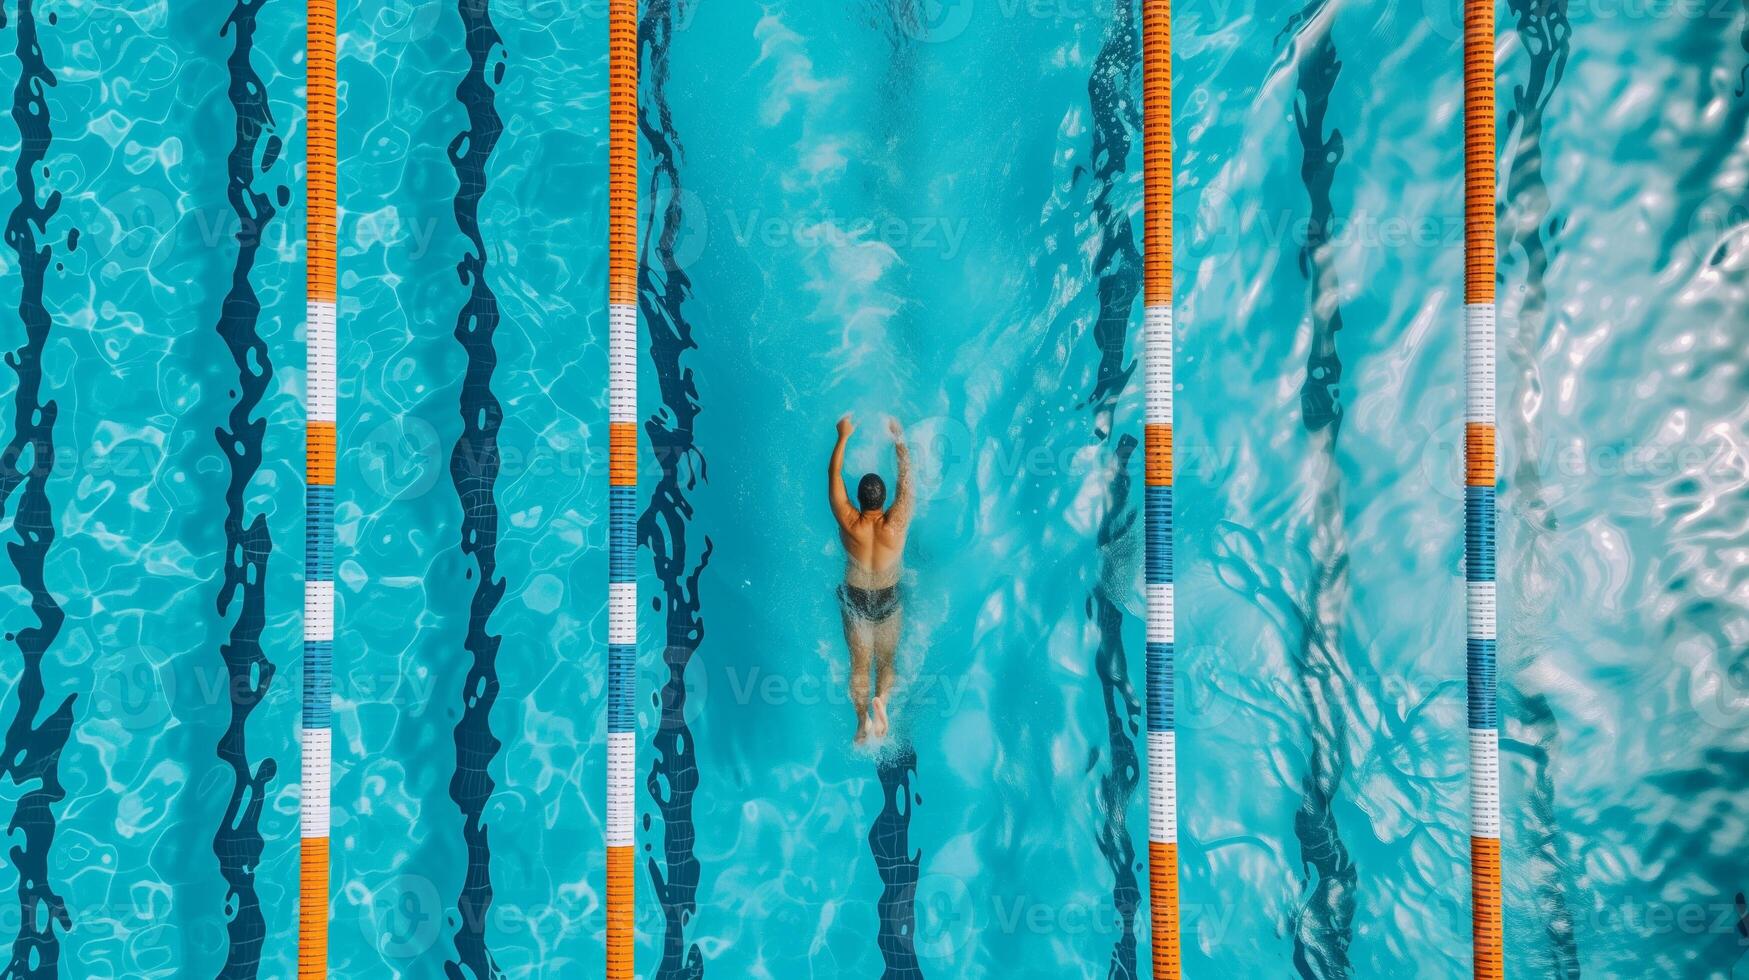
[885,418,914,529]
[829,414,857,529]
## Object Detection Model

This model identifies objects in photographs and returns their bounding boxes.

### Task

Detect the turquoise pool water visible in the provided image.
[0,0,1742,977]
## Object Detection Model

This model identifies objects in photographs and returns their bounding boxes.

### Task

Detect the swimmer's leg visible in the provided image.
[870,607,901,739]
[842,603,874,744]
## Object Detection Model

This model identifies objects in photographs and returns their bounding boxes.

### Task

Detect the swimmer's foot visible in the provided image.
[870,696,890,740]
[854,715,871,746]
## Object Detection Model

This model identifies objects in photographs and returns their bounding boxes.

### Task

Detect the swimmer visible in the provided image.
[828,413,913,745]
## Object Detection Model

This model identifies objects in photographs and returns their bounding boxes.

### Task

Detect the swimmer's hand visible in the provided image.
[837,414,854,439]
[887,417,904,440]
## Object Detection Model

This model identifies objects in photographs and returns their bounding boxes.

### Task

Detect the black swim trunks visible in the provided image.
[839,583,900,624]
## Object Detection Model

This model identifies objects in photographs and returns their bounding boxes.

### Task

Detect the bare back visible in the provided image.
[828,416,914,581]
[837,510,908,577]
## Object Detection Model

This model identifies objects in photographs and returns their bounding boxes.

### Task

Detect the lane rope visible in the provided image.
[607,0,639,976]
[1143,1,1180,975]
[1464,0,1503,974]
[301,0,338,973]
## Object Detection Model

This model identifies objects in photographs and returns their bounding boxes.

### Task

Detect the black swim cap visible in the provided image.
[857,473,887,511]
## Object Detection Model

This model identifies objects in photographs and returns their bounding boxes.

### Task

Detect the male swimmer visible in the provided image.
[828,414,913,745]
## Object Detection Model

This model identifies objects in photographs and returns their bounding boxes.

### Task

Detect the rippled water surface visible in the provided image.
[0,0,1742,977]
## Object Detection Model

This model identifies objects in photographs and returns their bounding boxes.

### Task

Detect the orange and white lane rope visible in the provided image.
[301,0,338,974]
[1464,0,1502,975]
[606,0,639,977]
[1142,1,1179,976]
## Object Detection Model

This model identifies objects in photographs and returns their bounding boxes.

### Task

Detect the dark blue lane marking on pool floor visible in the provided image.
[211,2,283,975]
[1502,0,1571,316]
[859,12,927,974]
[870,749,922,979]
[0,2,75,976]
[1081,1,1145,976]
[445,0,507,976]
[1654,0,1735,266]
[1287,16,1345,440]
[639,3,709,976]
[1277,4,1359,976]
[1093,439,1144,980]
[1740,2,1748,95]
[1496,0,1583,972]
